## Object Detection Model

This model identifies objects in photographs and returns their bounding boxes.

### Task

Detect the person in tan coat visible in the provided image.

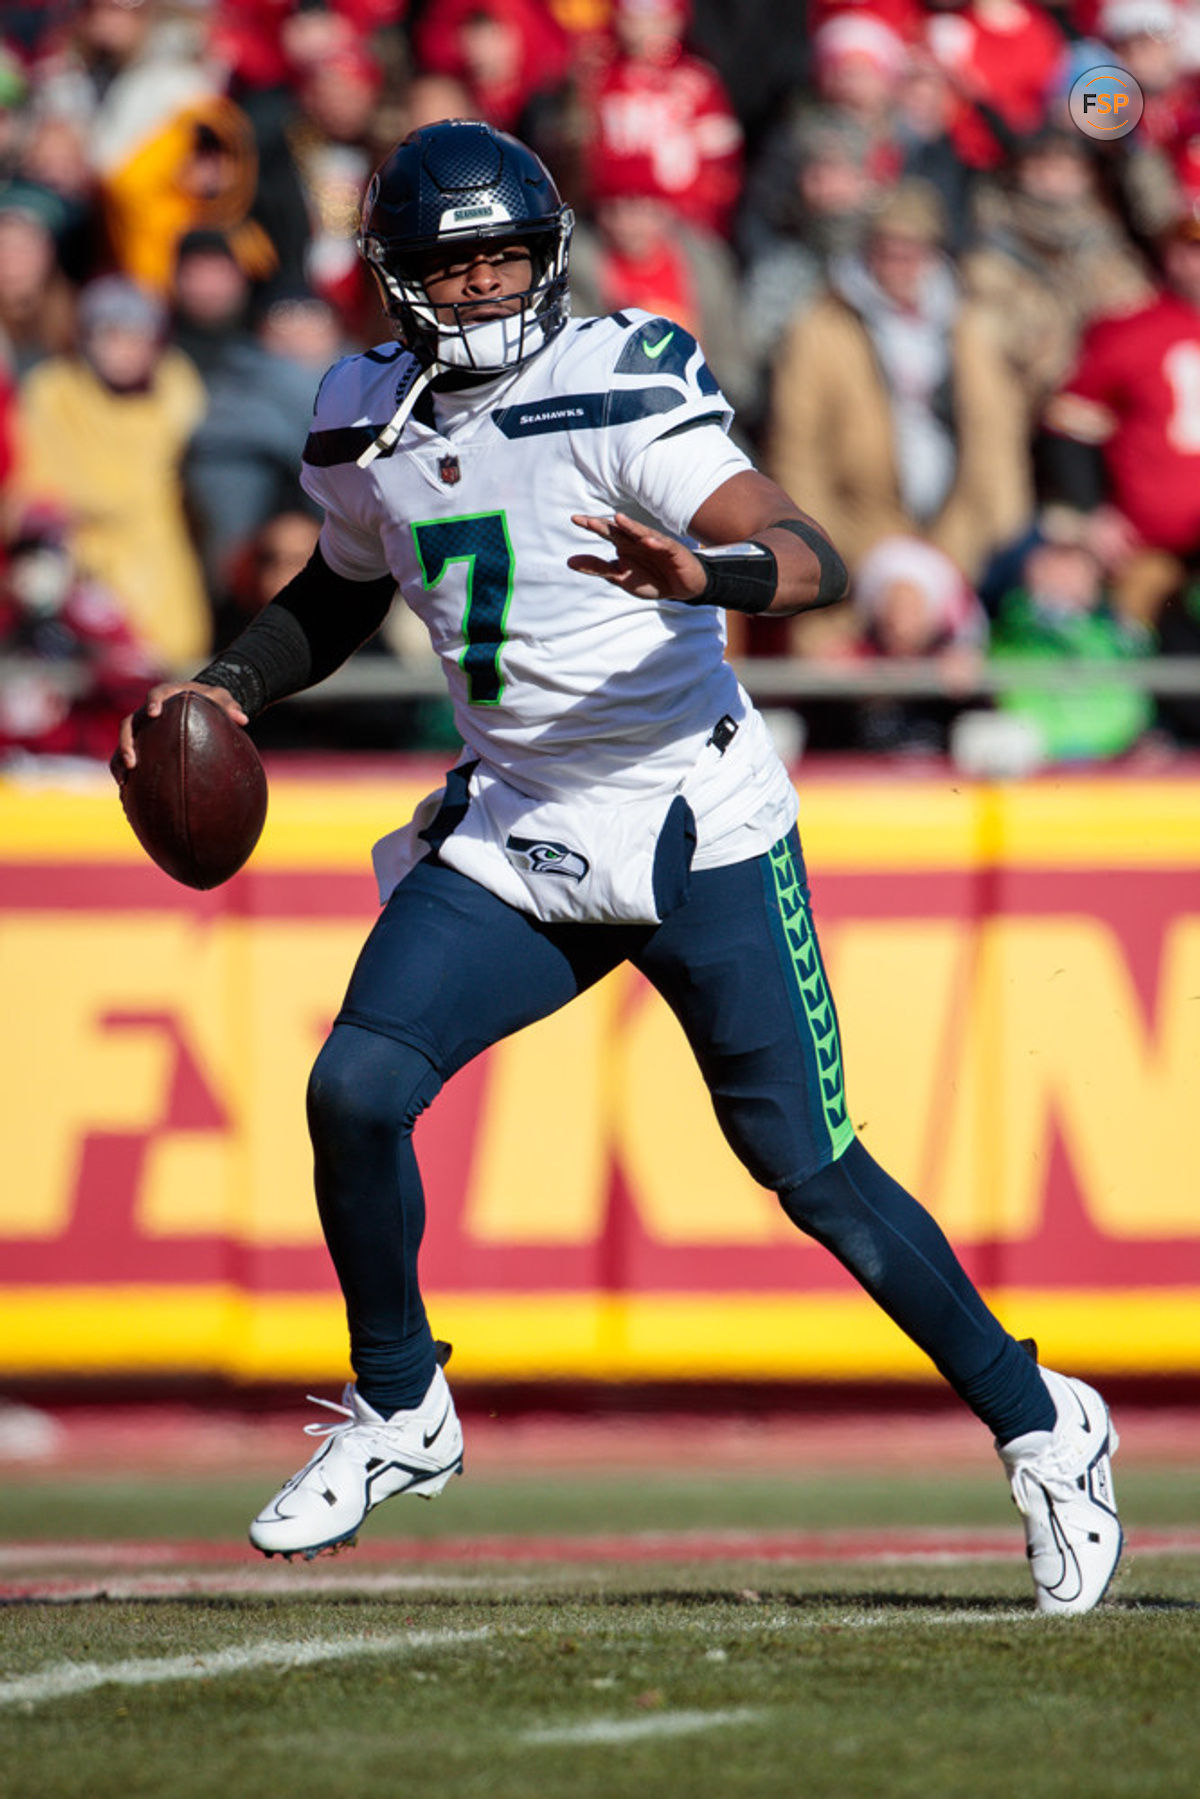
[18,276,209,667]
[766,180,1030,650]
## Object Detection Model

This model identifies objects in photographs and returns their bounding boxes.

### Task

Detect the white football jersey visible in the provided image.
[300,308,797,885]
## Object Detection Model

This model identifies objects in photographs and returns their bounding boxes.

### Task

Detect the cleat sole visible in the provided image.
[252,1524,364,1562]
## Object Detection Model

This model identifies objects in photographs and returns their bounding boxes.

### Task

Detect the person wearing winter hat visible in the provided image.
[829,533,986,754]
[0,183,76,376]
[811,13,909,182]
[852,532,986,654]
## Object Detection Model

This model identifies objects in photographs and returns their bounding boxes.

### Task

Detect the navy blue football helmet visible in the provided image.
[358,119,574,374]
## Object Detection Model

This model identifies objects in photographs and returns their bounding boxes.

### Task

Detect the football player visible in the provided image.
[115,120,1121,1614]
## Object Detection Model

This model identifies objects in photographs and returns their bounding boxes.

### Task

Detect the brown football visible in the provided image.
[117,691,268,889]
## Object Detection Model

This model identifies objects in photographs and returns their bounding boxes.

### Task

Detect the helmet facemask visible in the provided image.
[360,211,573,375]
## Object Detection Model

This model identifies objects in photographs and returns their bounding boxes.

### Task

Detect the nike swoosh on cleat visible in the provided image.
[643,330,675,359]
[424,1406,451,1448]
[1070,1387,1093,1433]
[1044,1500,1082,1604]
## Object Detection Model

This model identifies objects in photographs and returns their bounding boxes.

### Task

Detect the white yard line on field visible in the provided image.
[2,1606,1040,1715]
[523,1707,762,1747]
[0,1626,492,1709]
[2,1569,551,1602]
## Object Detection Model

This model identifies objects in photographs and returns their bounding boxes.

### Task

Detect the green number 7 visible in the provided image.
[412,511,514,705]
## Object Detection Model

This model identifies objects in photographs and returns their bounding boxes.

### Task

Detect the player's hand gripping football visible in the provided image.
[111,682,248,781]
[568,511,707,602]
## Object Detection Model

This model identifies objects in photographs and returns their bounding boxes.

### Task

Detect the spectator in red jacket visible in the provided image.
[923,0,1067,167]
[583,0,743,236]
[1042,208,1200,622]
[0,504,164,762]
[568,150,753,414]
[209,0,408,94]
[413,0,572,134]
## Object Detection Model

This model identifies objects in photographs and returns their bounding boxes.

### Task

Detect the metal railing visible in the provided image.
[3,654,1199,703]
[282,654,1200,703]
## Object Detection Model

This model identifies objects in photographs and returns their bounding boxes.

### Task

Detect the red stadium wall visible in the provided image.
[2,761,1199,1383]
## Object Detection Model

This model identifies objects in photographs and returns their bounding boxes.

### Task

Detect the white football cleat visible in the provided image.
[998,1366,1122,1616]
[249,1361,463,1559]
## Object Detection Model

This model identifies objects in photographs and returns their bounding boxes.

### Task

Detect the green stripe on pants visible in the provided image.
[767,836,855,1160]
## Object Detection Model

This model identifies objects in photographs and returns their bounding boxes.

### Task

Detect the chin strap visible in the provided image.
[356,357,440,469]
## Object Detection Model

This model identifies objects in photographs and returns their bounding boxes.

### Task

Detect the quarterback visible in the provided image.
[116,121,1120,1614]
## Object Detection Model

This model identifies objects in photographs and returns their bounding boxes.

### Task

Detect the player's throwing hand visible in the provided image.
[112,682,248,775]
[569,511,707,602]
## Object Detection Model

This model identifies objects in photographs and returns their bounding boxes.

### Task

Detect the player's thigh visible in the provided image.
[337,854,634,1077]
[634,829,854,1191]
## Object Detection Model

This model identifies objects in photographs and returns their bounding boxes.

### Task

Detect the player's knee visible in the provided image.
[777,1140,885,1283]
[777,1138,867,1233]
[307,1023,441,1146]
[778,1157,846,1236]
[714,1088,856,1197]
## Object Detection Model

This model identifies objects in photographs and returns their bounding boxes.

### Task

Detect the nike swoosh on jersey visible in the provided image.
[643,330,675,359]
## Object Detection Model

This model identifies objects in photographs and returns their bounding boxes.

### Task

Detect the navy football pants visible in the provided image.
[307,832,1053,1442]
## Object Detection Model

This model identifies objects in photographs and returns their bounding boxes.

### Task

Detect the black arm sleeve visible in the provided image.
[689,517,848,615]
[774,516,849,608]
[193,545,397,718]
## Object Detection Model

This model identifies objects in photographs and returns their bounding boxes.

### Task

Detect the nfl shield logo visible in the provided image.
[438,455,461,485]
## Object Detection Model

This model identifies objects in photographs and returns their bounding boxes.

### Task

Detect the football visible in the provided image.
[117,691,268,889]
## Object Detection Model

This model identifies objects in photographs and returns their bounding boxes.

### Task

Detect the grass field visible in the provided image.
[3,1403,1199,1799]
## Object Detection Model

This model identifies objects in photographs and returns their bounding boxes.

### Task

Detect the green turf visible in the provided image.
[3,1463,1198,1798]
[5,1463,1200,1541]
[4,1582,1200,1799]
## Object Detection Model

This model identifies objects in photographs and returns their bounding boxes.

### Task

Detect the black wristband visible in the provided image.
[690,540,778,614]
[193,609,313,720]
[773,517,849,608]
[194,657,268,717]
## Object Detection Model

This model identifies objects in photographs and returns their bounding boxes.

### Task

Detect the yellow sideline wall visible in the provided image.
[2,764,1199,1382]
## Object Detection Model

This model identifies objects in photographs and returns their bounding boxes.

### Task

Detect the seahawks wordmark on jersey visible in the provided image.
[300,310,798,924]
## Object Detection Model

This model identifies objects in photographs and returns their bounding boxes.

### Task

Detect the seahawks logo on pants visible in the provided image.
[505,835,589,882]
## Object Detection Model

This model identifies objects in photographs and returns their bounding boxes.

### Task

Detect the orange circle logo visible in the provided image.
[1069,65,1145,139]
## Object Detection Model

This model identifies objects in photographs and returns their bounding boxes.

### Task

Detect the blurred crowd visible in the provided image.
[2,0,1200,767]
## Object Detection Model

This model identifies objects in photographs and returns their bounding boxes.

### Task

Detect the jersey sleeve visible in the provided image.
[310,508,393,583]
[299,353,395,581]
[573,314,745,529]
[623,422,753,538]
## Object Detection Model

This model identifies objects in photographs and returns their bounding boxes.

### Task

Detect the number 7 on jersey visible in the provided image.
[412,512,515,705]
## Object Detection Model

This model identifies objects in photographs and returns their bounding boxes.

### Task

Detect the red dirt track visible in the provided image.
[4,1526,1200,1606]
[4,1400,1199,1477]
